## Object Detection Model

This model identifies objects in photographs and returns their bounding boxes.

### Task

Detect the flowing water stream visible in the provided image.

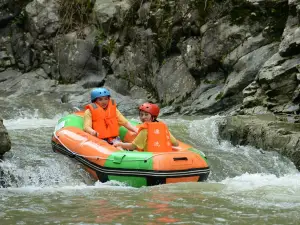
[1,101,300,225]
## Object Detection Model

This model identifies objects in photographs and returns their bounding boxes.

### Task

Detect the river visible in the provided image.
[1,102,300,225]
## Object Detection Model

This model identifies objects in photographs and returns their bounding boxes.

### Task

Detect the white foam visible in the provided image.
[188,115,225,148]
[3,111,68,130]
[221,173,300,191]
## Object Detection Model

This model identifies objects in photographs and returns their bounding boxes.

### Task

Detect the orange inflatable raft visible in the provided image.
[51,111,210,187]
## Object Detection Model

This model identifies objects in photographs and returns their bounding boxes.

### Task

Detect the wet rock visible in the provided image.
[219,115,300,169]
[111,27,159,89]
[0,117,11,157]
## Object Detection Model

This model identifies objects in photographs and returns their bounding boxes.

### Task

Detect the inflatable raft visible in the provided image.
[51,112,210,187]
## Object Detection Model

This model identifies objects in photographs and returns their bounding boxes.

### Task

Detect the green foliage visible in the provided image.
[215,91,224,100]
[204,79,219,84]
[104,38,117,55]
[57,0,94,35]
[95,28,117,55]
[12,11,26,26]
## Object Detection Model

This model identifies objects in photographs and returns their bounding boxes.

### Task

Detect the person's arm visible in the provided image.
[169,132,179,146]
[114,130,146,151]
[116,109,138,133]
[83,109,98,137]
[124,122,139,133]
[114,142,136,150]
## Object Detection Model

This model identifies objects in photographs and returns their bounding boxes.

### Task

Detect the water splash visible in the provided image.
[181,115,298,181]
[188,115,225,148]
[219,173,300,209]
[3,111,69,130]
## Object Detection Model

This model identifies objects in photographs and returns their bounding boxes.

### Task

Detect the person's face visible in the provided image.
[139,110,152,123]
[95,96,109,108]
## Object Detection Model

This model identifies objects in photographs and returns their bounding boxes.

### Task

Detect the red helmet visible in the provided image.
[139,103,160,117]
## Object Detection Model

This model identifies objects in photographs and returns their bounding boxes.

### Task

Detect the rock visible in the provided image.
[223,33,271,67]
[279,15,300,57]
[223,42,279,98]
[10,27,37,72]
[0,117,11,157]
[197,17,249,75]
[218,115,300,169]
[25,0,60,38]
[179,37,202,77]
[153,55,196,105]
[54,36,105,84]
[93,0,131,32]
[105,74,131,96]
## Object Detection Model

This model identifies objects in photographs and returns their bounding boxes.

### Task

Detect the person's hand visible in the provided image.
[113,142,121,147]
[133,127,139,134]
[91,130,98,137]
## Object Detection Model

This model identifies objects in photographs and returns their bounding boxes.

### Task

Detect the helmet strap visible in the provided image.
[152,116,158,122]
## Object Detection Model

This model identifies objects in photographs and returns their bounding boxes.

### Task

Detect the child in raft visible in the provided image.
[84,87,138,144]
[114,102,179,151]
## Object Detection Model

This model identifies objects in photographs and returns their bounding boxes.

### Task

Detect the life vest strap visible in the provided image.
[91,103,98,109]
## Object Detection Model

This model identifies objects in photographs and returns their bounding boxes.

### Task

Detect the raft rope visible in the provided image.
[53,131,192,162]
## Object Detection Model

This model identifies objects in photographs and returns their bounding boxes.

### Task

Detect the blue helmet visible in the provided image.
[90,88,110,102]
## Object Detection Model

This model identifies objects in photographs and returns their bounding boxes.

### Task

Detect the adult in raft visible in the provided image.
[114,102,179,151]
[84,87,138,144]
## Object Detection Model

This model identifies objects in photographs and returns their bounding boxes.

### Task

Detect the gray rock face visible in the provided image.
[111,27,160,89]
[54,36,105,84]
[223,42,279,98]
[197,18,249,76]
[279,15,300,57]
[242,52,300,114]
[0,0,14,27]
[93,0,131,32]
[154,55,196,105]
[25,0,60,38]
[223,33,272,68]
[0,33,15,72]
[11,27,38,72]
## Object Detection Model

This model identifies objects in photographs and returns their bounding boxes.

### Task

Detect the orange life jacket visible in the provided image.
[85,99,119,139]
[138,122,172,152]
